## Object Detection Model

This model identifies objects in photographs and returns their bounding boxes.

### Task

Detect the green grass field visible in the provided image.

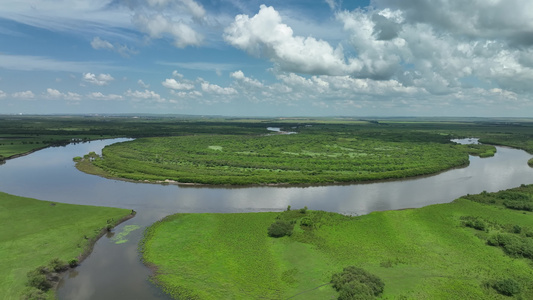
[141,186,533,299]
[0,192,133,299]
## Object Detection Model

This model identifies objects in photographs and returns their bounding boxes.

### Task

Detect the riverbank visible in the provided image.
[0,192,134,299]
[141,185,533,299]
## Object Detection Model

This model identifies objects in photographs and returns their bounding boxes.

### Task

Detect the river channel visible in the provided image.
[0,138,532,299]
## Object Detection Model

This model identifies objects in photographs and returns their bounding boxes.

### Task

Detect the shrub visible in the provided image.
[493,278,521,296]
[338,281,374,300]
[68,258,79,268]
[331,266,384,299]
[267,220,293,237]
[22,288,47,300]
[503,201,533,211]
[299,206,308,214]
[26,269,52,291]
[48,258,68,272]
[300,217,313,227]
[487,233,533,259]
[466,220,486,231]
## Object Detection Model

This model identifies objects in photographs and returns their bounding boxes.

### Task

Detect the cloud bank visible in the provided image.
[224,2,533,98]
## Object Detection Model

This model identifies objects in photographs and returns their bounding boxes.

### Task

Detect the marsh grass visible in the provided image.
[142,185,533,299]
[86,130,496,185]
[0,192,132,299]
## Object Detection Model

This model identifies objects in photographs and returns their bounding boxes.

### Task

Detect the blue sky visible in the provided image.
[1,0,533,117]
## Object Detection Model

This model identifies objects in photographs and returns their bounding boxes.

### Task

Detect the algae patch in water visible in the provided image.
[112,225,140,244]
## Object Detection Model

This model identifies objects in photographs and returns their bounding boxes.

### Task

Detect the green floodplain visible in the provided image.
[142,186,533,299]
[2,115,533,299]
[0,192,133,300]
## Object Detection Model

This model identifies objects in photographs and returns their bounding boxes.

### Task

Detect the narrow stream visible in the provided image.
[0,138,532,299]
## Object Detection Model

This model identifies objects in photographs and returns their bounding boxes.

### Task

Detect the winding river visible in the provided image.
[1,138,532,299]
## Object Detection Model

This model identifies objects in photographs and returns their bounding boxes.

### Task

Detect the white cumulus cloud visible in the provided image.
[162,78,195,90]
[200,82,237,95]
[133,13,202,48]
[44,88,81,101]
[91,36,114,51]
[374,0,533,46]
[87,92,124,101]
[91,37,137,57]
[137,79,150,88]
[224,5,362,76]
[170,90,202,98]
[125,89,165,102]
[230,70,263,88]
[45,88,63,98]
[12,90,35,99]
[82,73,115,86]
[172,70,184,78]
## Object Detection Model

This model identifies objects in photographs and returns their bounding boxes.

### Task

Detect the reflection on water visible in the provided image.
[1,138,532,299]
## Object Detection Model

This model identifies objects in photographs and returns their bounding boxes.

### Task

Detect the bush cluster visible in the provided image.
[493,278,522,296]
[22,288,47,300]
[461,216,487,231]
[300,217,313,227]
[267,220,293,237]
[487,233,533,259]
[331,266,384,300]
[503,201,533,211]
[26,268,53,292]
[24,258,74,298]
[463,187,533,212]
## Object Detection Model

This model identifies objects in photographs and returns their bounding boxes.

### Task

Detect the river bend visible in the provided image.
[0,139,532,299]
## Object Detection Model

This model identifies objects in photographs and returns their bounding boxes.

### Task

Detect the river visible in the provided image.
[0,138,532,299]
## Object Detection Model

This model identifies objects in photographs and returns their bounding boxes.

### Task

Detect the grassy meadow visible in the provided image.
[0,192,133,299]
[141,185,533,299]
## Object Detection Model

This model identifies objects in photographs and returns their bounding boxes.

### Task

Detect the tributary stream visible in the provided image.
[1,138,532,299]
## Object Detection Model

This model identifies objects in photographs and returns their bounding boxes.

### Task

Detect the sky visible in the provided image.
[1,0,533,117]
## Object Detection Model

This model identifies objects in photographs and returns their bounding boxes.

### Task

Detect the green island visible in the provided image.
[79,123,501,185]
[141,185,533,299]
[0,192,134,300]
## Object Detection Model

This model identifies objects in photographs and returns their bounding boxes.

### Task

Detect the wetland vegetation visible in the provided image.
[71,117,533,185]
[84,131,496,185]
[141,185,533,299]
[2,115,533,299]
[0,192,133,299]
[2,115,532,165]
